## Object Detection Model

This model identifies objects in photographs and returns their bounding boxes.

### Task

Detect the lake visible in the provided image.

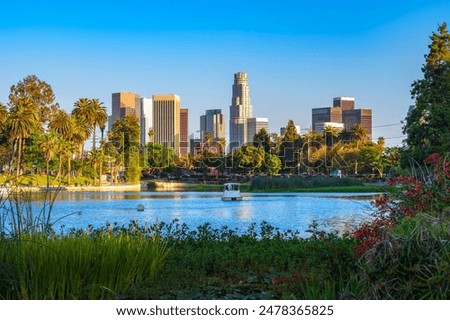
[26,191,377,237]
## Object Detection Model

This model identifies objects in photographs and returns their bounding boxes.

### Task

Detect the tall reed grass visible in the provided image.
[0,232,169,299]
[0,178,170,300]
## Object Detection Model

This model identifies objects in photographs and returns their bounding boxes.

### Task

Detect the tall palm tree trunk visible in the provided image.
[98,161,103,186]
[56,154,63,182]
[92,127,96,151]
[67,155,72,185]
[16,136,23,178]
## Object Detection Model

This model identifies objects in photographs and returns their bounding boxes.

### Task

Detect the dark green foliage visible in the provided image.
[403,23,450,163]
[128,221,357,300]
[356,212,450,299]
[253,127,271,153]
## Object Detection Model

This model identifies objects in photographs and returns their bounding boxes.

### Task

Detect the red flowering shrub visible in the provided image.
[353,152,450,255]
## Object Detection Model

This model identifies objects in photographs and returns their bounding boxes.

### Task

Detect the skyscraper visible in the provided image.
[110,92,141,130]
[152,94,181,154]
[247,117,269,143]
[200,109,225,140]
[229,72,253,150]
[311,107,342,131]
[311,97,373,141]
[343,108,373,140]
[180,108,189,155]
[333,97,355,112]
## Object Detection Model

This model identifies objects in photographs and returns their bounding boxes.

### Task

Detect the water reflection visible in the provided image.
[21,191,376,236]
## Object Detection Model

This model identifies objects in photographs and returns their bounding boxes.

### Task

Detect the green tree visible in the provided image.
[280,120,302,170]
[108,114,141,153]
[426,22,450,67]
[0,103,8,167]
[403,23,450,163]
[91,99,108,149]
[350,124,368,146]
[107,115,141,183]
[283,119,300,141]
[50,109,74,139]
[72,98,107,151]
[232,145,265,175]
[6,97,40,176]
[263,153,282,176]
[36,131,57,177]
[253,128,271,153]
[0,103,7,124]
[146,142,176,170]
[8,75,56,126]
[103,141,122,185]
[324,125,340,147]
[358,144,384,177]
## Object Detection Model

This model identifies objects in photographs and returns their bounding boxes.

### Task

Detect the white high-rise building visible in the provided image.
[247,117,268,143]
[229,72,253,150]
[140,97,152,145]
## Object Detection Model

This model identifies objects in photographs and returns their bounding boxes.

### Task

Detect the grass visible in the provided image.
[0,231,169,299]
[0,173,94,187]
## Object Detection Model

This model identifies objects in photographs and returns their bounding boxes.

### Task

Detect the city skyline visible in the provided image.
[1,1,449,147]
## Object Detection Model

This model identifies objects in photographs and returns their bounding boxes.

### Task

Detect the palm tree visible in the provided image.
[72,98,93,153]
[49,109,73,139]
[53,135,66,182]
[72,98,107,151]
[350,124,368,146]
[88,149,105,186]
[323,125,340,147]
[64,140,77,185]
[217,138,226,156]
[71,119,91,160]
[338,129,352,143]
[37,131,57,187]
[50,109,81,184]
[6,97,39,176]
[0,103,7,123]
[91,99,107,150]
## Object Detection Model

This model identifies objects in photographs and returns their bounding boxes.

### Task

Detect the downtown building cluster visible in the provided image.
[108,72,373,155]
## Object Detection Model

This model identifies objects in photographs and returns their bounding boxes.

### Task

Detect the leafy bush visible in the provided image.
[355,212,450,299]
[352,152,450,299]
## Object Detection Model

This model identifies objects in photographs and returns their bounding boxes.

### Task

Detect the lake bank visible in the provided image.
[148,180,391,193]
[2,180,392,194]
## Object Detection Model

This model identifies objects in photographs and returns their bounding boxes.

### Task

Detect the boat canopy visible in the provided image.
[224,183,240,191]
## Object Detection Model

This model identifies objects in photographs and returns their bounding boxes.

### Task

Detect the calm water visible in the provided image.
[28,191,377,236]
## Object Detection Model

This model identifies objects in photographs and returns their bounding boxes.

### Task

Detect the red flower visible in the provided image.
[425,152,441,165]
[291,273,304,281]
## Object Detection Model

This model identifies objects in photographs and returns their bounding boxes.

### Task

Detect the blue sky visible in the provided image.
[1,0,449,146]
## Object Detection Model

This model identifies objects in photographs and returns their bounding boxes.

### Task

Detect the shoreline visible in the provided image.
[2,181,392,193]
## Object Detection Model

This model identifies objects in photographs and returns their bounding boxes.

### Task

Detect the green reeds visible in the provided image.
[249,176,365,192]
[0,232,169,299]
[0,178,169,300]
